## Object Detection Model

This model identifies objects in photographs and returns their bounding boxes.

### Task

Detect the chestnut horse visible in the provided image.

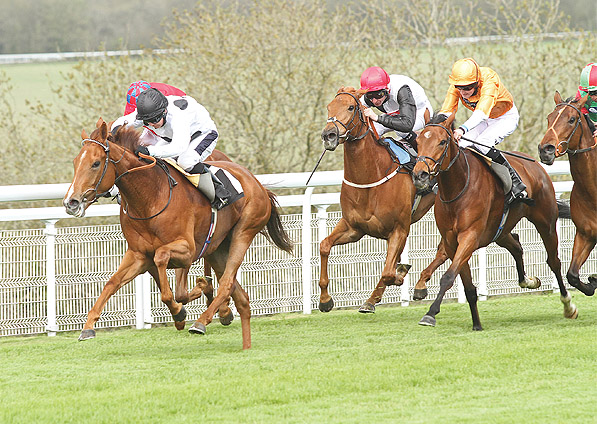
[319,87,448,313]
[412,112,577,330]
[63,119,293,349]
[538,91,597,295]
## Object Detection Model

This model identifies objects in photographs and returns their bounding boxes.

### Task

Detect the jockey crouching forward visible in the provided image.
[111,88,231,210]
[359,66,434,151]
[440,57,532,205]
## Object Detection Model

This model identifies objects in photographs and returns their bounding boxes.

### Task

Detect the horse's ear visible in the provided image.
[356,89,367,99]
[81,129,89,139]
[95,117,105,129]
[423,108,431,124]
[578,92,589,108]
[337,86,345,94]
[554,91,562,104]
[98,121,108,141]
[445,113,456,127]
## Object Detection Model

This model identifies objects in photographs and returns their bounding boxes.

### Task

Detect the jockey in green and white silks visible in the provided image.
[359,66,434,148]
[576,62,597,138]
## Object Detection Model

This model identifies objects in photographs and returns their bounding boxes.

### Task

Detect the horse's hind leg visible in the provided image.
[359,226,408,313]
[496,232,540,289]
[567,231,597,296]
[319,218,364,312]
[413,239,448,300]
[229,279,251,349]
[80,249,148,340]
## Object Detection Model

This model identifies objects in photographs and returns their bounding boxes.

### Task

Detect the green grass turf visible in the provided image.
[1,293,596,423]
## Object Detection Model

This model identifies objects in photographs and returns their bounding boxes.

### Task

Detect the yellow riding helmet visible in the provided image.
[448,58,480,86]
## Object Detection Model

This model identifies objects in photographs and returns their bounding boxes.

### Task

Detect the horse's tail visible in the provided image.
[556,199,571,220]
[262,190,294,253]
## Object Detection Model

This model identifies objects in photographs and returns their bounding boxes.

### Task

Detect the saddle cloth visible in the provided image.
[164,159,245,206]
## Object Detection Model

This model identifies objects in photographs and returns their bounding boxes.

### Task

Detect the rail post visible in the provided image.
[43,219,59,336]
[302,187,314,314]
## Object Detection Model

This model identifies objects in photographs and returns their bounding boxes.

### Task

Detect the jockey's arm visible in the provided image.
[146,114,191,158]
[377,85,417,133]
[110,111,142,132]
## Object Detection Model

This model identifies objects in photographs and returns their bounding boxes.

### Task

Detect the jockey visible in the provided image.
[111,88,231,210]
[439,57,531,205]
[125,80,186,115]
[575,63,597,138]
[359,66,433,150]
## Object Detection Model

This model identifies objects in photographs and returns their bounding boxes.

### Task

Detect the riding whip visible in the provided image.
[460,136,536,162]
[306,149,327,186]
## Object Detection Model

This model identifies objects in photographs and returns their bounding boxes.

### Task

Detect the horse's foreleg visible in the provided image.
[319,218,363,312]
[566,231,597,296]
[532,218,578,318]
[459,262,482,331]
[420,236,475,328]
[80,249,148,340]
[360,227,408,313]
[174,268,190,304]
[153,242,193,330]
[413,239,448,300]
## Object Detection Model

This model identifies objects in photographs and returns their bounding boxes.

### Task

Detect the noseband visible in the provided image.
[80,137,124,203]
[548,102,597,157]
[325,92,371,142]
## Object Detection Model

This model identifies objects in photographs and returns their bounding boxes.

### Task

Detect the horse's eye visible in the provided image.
[92,161,101,168]
[568,117,575,124]
[348,105,354,111]
[439,139,447,146]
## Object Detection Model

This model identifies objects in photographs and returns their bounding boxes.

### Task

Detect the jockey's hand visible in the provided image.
[453,128,464,141]
[363,107,378,122]
[134,146,150,157]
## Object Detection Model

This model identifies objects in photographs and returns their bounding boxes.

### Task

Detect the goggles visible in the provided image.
[455,82,478,92]
[365,89,388,100]
[588,90,597,96]
[143,112,165,126]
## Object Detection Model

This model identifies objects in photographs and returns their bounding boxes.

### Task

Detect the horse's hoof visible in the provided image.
[318,298,334,313]
[418,315,436,327]
[204,275,213,284]
[189,322,206,335]
[472,325,483,331]
[174,320,186,331]
[219,312,234,326]
[358,302,375,313]
[172,306,187,322]
[565,306,579,320]
[413,288,428,301]
[78,329,96,341]
[519,276,541,289]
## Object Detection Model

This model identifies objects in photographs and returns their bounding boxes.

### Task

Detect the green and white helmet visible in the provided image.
[579,62,597,92]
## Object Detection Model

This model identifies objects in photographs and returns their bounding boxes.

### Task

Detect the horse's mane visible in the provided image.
[428,113,455,130]
[109,125,142,152]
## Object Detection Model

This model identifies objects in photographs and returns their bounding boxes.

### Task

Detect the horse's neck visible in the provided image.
[569,133,597,194]
[437,146,471,201]
[342,133,393,183]
[113,148,166,204]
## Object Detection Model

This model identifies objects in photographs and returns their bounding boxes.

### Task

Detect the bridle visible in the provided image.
[547,102,597,157]
[325,92,371,142]
[415,122,470,203]
[80,137,176,220]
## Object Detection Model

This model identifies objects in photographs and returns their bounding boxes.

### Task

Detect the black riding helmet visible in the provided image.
[136,88,168,122]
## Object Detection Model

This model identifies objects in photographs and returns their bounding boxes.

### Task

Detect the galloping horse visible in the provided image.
[538,91,597,295]
[63,118,293,349]
[412,112,577,330]
[319,87,448,313]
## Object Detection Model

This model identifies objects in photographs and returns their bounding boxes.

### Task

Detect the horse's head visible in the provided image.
[63,118,119,217]
[539,91,589,165]
[412,111,457,190]
[321,86,369,151]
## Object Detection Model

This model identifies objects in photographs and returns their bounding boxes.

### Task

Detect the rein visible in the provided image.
[81,137,176,220]
[330,91,403,189]
[416,123,470,203]
[549,102,597,157]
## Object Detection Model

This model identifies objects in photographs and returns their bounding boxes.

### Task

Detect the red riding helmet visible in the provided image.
[360,66,390,92]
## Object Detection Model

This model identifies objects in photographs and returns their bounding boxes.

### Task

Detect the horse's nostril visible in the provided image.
[68,199,80,209]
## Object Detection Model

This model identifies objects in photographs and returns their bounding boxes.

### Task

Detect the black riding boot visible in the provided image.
[188,163,231,210]
[486,148,533,205]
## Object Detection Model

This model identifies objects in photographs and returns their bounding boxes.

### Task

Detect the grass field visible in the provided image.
[1,61,76,115]
[1,293,596,424]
